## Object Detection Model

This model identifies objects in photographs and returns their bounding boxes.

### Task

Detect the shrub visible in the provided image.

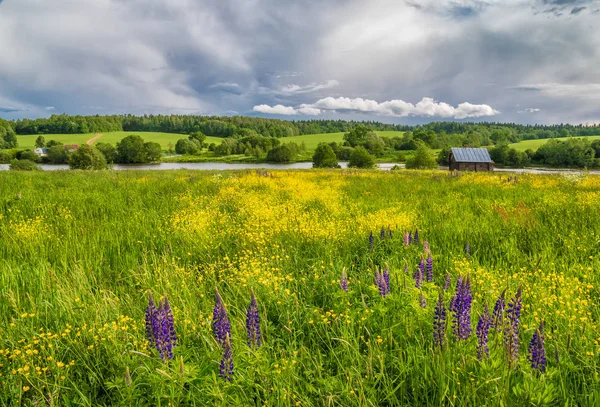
[16,149,41,163]
[312,143,339,168]
[116,135,147,163]
[95,142,117,163]
[35,135,46,148]
[266,145,296,163]
[348,146,375,168]
[9,159,41,171]
[0,149,16,164]
[46,145,69,164]
[175,139,199,155]
[69,144,107,170]
[144,142,162,162]
[405,143,437,169]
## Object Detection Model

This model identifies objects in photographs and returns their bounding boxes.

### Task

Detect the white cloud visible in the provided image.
[254,96,499,118]
[252,104,297,115]
[278,80,340,95]
[518,107,541,113]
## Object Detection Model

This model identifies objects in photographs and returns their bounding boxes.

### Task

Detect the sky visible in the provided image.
[0,0,599,125]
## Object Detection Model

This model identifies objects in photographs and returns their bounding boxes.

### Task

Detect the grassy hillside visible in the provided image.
[510,135,600,151]
[17,132,223,151]
[1,170,599,405]
[284,131,405,150]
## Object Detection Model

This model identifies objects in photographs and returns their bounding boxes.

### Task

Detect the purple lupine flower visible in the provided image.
[375,269,387,297]
[491,290,506,331]
[408,232,413,245]
[425,254,433,282]
[145,291,157,347]
[340,269,349,292]
[246,290,262,348]
[433,290,447,348]
[380,226,386,239]
[443,273,451,291]
[163,295,177,347]
[465,242,471,258]
[451,276,473,340]
[476,304,491,360]
[528,321,546,373]
[419,293,427,308]
[383,265,390,294]
[369,231,374,251]
[212,289,231,345]
[219,334,234,382]
[504,287,523,366]
[156,300,174,361]
[414,228,419,245]
[423,240,430,254]
[413,265,423,289]
[404,232,410,246]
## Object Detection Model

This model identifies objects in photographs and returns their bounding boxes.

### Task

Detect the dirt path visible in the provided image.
[86,134,103,145]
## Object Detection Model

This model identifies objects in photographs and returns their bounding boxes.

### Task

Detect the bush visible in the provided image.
[437,147,451,165]
[16,150,41,163]
[116,135,147,163]
[95,142,117,163]
[69,144,107,170]
[35,135,46,148]
[0,149,16,164]
[405,143,437,169]
[312,143,339,168]
[175,139,201,155]
[46,145,69,164]
[144,142,162,162]
[266,145,296,163]
[9,159,40,171]
[348,146,375,168]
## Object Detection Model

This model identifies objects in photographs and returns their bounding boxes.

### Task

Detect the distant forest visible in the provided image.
[7,114,600,141]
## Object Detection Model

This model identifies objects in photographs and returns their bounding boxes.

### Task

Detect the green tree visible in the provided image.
[343,125,374,147]
[144,142,162,162]
[116,135,148,163]
[95,142,117,163]
[266,145,296,163]
[35,136,46,148]
[405,143,437,169]
[175,138,201,155]
[16,150,41,163]
[10,159,40,171]
[188,131,206,146]
[312,143,339,168]
[348,146,375,168]
[437,147,451,165]
[69,144,107,170]
[46,145,69,164]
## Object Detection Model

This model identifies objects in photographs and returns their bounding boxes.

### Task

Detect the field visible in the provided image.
[1,170,600,405]
[283,131,405,150]
[510,135,600,151]
[16,132,223,151]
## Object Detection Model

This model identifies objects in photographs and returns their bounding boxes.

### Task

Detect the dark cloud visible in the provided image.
[0,0,599,124]
[0,107,20,113]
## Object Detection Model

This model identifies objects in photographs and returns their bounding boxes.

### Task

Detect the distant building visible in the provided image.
[449,148,494,171]
[64,144,80,151]
[34,147,48,157]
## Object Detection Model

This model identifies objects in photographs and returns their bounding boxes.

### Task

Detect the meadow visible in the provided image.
[510,135,600,152]
[16,132,223,151]
[1,169,600,406]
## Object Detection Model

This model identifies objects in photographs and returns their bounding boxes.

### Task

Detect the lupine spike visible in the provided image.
[504,287,523,366]
[145,291,157,347]
[491,290,506,331]
[419,293,427,308]
[369,231,374,251]
[528,321,546,373]
[433,290,447,348]
[246,289,262,348]
[451,276,472,340]
[413,265,423,289]
[476,304,491,360]
[443,273,451,291]
[340,268,349,292]
[425,254,433,282]
[383,264,390,294]
[408,232,413,245]
[212,289,231,345]
[219,334,234,382]
[423,240,430,254]
[375,268,387,297]
[380,226,385,239]
[414,228,419,245]
[404,232,410,246]
[465,242,471,258]
[163,295,177,346]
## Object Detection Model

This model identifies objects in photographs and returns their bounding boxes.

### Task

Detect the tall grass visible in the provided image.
[1,170,599,406]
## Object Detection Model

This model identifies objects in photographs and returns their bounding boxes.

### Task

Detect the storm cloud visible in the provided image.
[0,0,599,124]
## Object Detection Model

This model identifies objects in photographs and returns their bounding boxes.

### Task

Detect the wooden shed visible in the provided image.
[449,148,494,172]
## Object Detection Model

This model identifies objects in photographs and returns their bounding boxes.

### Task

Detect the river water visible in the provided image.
[0,162,599,174]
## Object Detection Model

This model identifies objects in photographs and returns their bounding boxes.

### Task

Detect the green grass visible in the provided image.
[1,170,599,405]
[17,132,223,151]
[284,131,404,150]
[510,135,600,151]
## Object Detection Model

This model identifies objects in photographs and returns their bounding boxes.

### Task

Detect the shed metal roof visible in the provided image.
[450,148,493,163]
